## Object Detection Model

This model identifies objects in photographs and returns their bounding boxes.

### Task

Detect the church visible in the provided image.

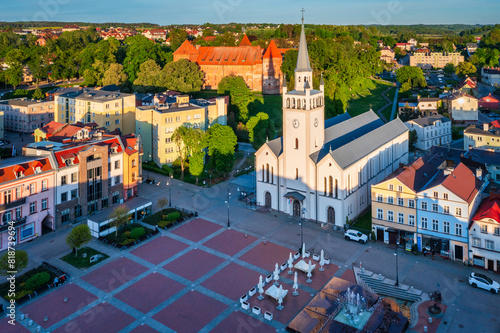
[173,35,288,94]
[255,20,410,228]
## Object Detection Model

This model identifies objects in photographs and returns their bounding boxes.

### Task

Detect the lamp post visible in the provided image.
[225,187,231,228]
[147,153,151,180]
[167,172,173,207]
[394,233,400,287]
[299,207,306,250]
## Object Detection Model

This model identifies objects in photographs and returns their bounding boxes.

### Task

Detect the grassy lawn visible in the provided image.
[60,247,109,269]
[350,208,372,233]
[381,87,397,121]
[0,265,58,300]
[347,80,395,118]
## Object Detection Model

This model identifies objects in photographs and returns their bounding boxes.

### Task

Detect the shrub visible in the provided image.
[162,164,174,174]
[167,212,181,221]
[158,220,173,229]
[121,231,131,239]
[25,272,51,291]
[121,239,135,245]
[130,227,145,239]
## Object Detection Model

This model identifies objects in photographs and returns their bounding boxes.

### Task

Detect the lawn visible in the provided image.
[60,247,109,269]
[350,208,372,234]
[0,265,58,300]
[347,80,396,118]
[381,87,397,121]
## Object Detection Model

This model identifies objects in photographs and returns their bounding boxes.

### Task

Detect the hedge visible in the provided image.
[166,212,181,221]
[25,272,51,291]
[130,227,145,239]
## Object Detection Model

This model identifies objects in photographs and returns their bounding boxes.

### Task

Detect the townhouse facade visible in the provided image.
[448,92,478,124]
[55,88,136,134]
[464,123,500,151]
[0,98,55,133]
[0,156,56,251]
[404,115,452,150]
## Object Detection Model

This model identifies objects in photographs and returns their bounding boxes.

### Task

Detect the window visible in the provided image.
[473,238,481,247]
[41,179,48,191]
[194,114,201,119]
[432,219,439,231]
[481,225,488,233]
[387,211,394,222]
[387,196,394,204]
[114,160,120,170]
[29,202,36,214]
[443,206,449,214]
[30,183,36,195]
[456,208,462,216]
[165,137,172,143]
[443,221,450,234]
[421,217,428,229]
[165,147,174,153]
[61,192,68,202]
[408,199,415,208]
[2,211,11,223]
[115,175,121,184]
[486,240,494,250]
[71,189,77,200]
[397,185,403,192]
[115,119,120,124]
[295,138,299,149]
[398,213,404,224]
[433,191,438,198]
[187,115,191,121]
[377,194,383,202]
[71,173,77,183]
[115,110,120,115]
[165,117,173,123]
[20,223,34,240]
[295,168,298,180]
[397,197,404,206]
[377,209,383,219]
[132,159,136,167]
[388,184,394,190]
[61,175,67,185]
[105,121,110,126]
[106,112,110,117]
[4,190,11,204]
[443,193,448,200]
[421,202,427,210]
[455,224,462,236]
[176,116,181,122]
[61,209,71,224]
[495,227,500,236]
[408,215,415,226]
[432,203,438,212]
[41,198,47,210]
[15,188,21,200]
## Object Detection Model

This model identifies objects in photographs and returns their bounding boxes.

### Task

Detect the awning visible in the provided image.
[284,192,306,201]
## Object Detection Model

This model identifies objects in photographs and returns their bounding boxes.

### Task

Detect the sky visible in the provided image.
[1,0,499,25]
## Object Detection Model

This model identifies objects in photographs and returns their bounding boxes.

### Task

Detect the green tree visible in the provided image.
[246,112,271,149]
[189,152,205,185]
[4,63,22,89]
[443,63,456,75]
[159,59,204,93]
[65,224,92,257]
[123,35,161,83]
[157,197,168,215]
[169,28,189,50]
[109,205,129,237]
[172,126,191,180]
[102,63,128,86]
[396,66,424,85]
[456,61,477,78]
[32,88,45,100]
[409,129,418,152]
[217,76,254,122]
[186,128,208,184]
[207,124,237,174]
[0,250,28,276]
[133,59,161,92]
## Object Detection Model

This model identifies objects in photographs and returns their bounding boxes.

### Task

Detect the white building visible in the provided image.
[482,67,500,86]
[255,19,409,228]
[405,115,452,150]
[470,194,500,273]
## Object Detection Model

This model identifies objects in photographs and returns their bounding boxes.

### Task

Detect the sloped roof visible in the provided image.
[471,194,500,226]
[40,121,65,135]
[296,23,312,72]
[263,40,282,59]
[0,156,53,183]
[324,112,351,129]
[173,40,200,56]
[239,34,252,47]
[266,137,283,157]
[389,157,439,193]
[407,115,451,127]
[49,125,83,142]
[121,134,138,155]
[431,163,481,204]
[197,45,263,66]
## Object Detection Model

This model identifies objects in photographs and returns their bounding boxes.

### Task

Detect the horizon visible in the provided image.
[2,0,500,26]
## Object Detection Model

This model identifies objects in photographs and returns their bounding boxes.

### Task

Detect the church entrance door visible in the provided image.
[265,192,272,209]
[293,200,301,217]
[327,207,335,224]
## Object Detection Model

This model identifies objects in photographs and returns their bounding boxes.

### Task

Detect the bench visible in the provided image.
[252,306,261,315]
[241,301,250,311]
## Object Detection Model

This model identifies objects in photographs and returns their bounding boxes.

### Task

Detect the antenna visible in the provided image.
[301,8,305,24]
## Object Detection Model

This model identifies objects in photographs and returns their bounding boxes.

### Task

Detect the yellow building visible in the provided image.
[408,52,464,69]
[136,95,227,166]
[54,88,136,134]
[464,123,500,151]
[121,134,140,200]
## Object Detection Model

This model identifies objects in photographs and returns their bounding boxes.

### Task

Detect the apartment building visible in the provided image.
[136,94,227,165]
[482,67,500,86]
[55,88,136,134]
[404,115,452,150]
[0,156,56,251]
[464,123,500,151]
[448,92,478,124]
[407,51,464,69]
[0,98,55,133]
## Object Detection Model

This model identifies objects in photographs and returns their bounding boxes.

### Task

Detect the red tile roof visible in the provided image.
[197,45,263,65]
[174,40,200,56]
[480,94,499,103]
[121,134,138,155]
[40,121,65,135]
[393,157,437,192]
[0,157,53,183]
[49,125,83,142]
[239,34,252,47]
[440,163,481,204]
[471,194,500,227]
[263,40,283,59]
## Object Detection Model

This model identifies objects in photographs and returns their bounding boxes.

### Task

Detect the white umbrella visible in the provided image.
[319,249,325,271]
[320,249,324,262]
[273,263,280,286]
[277,285,284,310]
[293,271,299,296]
[306,260,313,283]
[258,275,264,300]
[301,243,306,258]
[288,252,293,274]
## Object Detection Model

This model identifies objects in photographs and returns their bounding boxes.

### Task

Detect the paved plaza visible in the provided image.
[1,218,357,332]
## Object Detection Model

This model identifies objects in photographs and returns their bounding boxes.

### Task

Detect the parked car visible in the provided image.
[469,272,499,294]
[344,229,368,244]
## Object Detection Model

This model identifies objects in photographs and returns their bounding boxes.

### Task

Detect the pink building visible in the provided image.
[0,156,56,251]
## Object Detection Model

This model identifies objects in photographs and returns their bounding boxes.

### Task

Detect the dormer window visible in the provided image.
[35,166,41,173]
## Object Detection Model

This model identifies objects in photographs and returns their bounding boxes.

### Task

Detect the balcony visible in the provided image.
[0,217,28,232]
[0,197,26,212]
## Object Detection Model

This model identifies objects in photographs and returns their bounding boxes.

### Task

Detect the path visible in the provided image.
[390,83,400,121]
[374,87,393,122]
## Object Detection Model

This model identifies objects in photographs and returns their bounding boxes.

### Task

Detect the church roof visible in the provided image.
[266,137,283,157]
[239,34,252,47]
[173,40,200,56]
[196,46,263,66]
[295,23,312,72]
[325,112,351,129]
[263,40,282,59]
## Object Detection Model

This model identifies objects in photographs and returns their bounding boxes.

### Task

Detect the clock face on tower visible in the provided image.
[314,118,319,127]
[293,119,300,128]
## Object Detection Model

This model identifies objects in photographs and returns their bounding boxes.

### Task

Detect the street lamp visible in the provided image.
[299,207,306,250]
[394,233,400,287]
[225,187,231,228]
[146,153,152,180]
[167,172,173,207]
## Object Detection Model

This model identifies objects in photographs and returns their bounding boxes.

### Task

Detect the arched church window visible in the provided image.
[335,179,338,198]
[286,98,290,108]
[262,165,265,181]
[266,164,269,183]
[295,138,299,150]
[329,176,333,197]
[298,77,301,83]
[324,177,327,195]
[271,167,274,184]
[303,99,306,109]
[297,99,301,109]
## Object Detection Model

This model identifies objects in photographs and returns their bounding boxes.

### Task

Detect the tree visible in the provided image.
[186,128,208,184]
[133,59,161,92]
[4,63,22,89]
[443,63,456,75]
[456,62,477,78]
[109,205,129,237]
[207,124,237,174]
[189,152,205,185]
[102,63,128,86]
[246,112,272,149]
[396,66,424,85]
[409,129,418,152]
[217,76,254,122]
[172,126,191,180]
[0,250,28,276]
[157,198,168,215]
[158,58,204,93]
[32,88,45,100]
[65,224,92,257]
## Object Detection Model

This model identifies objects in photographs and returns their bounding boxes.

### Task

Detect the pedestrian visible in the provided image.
[423,248,427,257]
[431,248,435,260]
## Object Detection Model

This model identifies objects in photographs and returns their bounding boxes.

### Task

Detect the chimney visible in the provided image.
[476,168,483,179]
[484,123,489,131]
[444,167,454,176]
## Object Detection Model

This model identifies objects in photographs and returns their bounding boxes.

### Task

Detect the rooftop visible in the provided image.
[406,115,451,127]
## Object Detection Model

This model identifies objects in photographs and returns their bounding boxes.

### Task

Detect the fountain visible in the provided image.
[334,287,373,329]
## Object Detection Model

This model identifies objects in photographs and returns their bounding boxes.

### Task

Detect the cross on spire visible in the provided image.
[301,8,305,24]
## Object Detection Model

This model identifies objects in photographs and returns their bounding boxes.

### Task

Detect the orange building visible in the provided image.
[173,35,288,94]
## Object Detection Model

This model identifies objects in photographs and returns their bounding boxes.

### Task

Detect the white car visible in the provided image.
[344,229,368,244]
[469,272,499,294]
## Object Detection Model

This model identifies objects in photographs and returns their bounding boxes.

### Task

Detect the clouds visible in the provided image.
[1,0,499,25]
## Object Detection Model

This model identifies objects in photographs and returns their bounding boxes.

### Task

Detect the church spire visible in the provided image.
[296,9,312,72]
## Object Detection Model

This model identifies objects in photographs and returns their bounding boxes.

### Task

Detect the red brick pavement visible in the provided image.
[81,257,148,292]
[203,229,257,256]
[114,272,185,313]
[210,311,276,333]
[412,301,447,333]
[163,249,225,281]
[130,235,188,265]
[153,290,227,333]
[0,317,31,333]
[239,242,295,272]
[171,218,222,242]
